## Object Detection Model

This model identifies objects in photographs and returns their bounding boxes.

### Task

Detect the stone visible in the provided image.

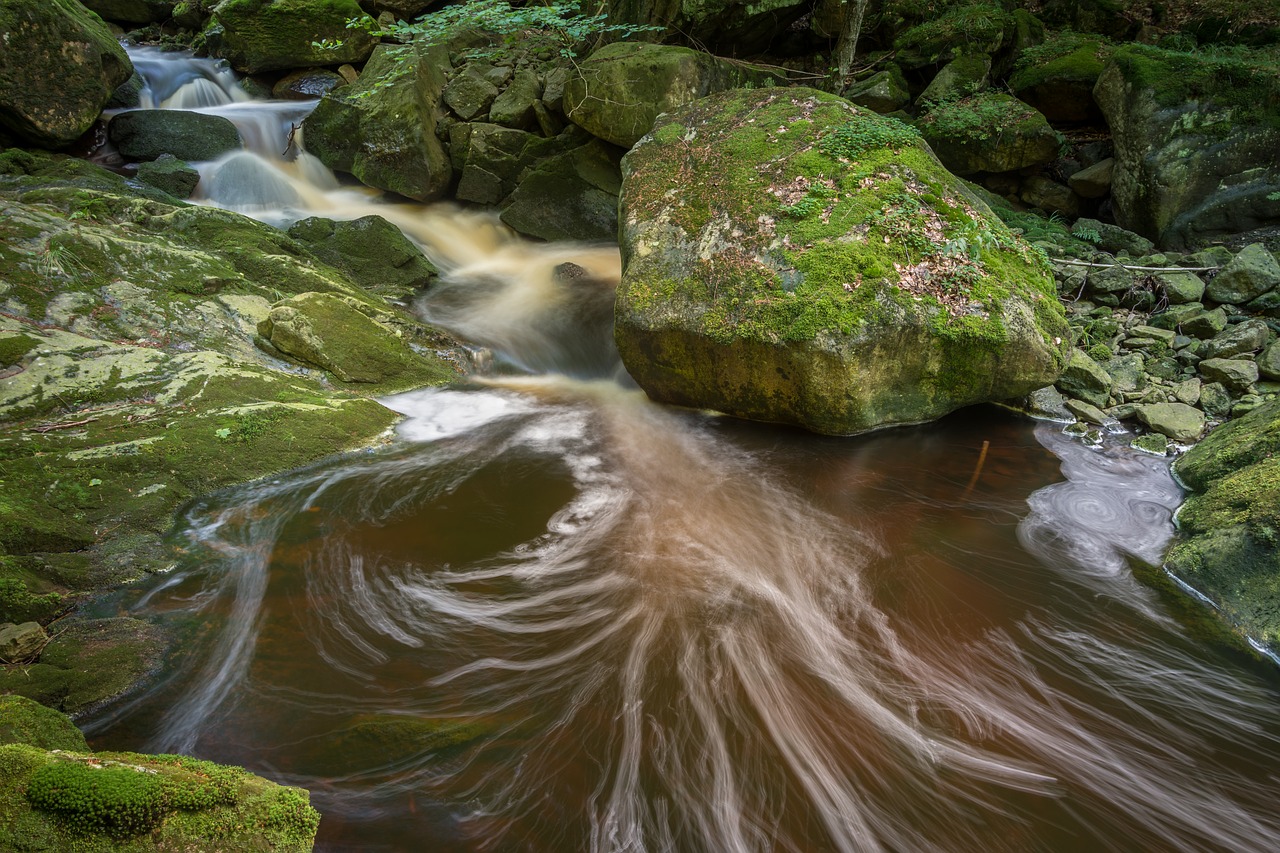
[80,0,174,24]
[1181,307,1229,339]
[1093,45,1280,248]
[302,42,452,202]
[918,93,1061,176]
[1156,270,1205,304]
[287,215,437,301]
[135,154,200,198]
[444,67,500,121]
[1129,324,1176,344]
[1199,382,1233,417]
[0,622,46,663]
[918,54,990,107]
[1070,218,1154,256]
[1066,398,1109,425]
[489,68,542,129]
[563,42,780,150]
[1057,349,1113,409]
[272,68,345,100]
[541,66,570,112]
[500,140,623,242]
[1136,401,1205,441]
[605,0,811,55]
[1130,433,1168,455]
[1020,176,1080,217]
[616,87,1069,435]
[893,3,1013,67]
[0,0,134,147]
[1258,341,1280,381]
[106,72,146,110]
[1103,352,1146,394]
[1205,244,1280,305]
[108,109,242,162]
[1199,358,1259,393]
[845,67,911,113]
[203,0,376,75]
[1016,385,1073,421]
[1199,319,1270,360]
[1009,37,1109,124]
[1067,157,1113,198]
[0,695,88,751]
[1171,376,1201,405]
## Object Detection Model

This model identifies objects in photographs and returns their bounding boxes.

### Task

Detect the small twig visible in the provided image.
[31,417,98,433]
[962,440,990,500]
[1051,259,1220,273]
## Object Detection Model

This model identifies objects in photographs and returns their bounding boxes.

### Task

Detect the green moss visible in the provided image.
[28,761,166,837]
[918,92,1045,144]
[894,3,1013,62]
[0,696,88,752]
[1109,42,1280,128]
[0,334,36,367]
[1010,32,1115,90]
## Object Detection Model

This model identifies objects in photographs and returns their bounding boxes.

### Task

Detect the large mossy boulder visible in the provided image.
[892,3,1015,68]
[303,41,452,202]
[616,88,1070,436]
[1009,33,1111,123]
[287,214,437,301]
[500,139,623,242]
[917,93,1062,176]
[0,0,133,147]
[563,42,780,150]
[108,109,243,162]
[204,0,377,74]
[0,695,87,751]
[606,0,810,55]
[1093,44,1280,249]
[1169,398,1280,648]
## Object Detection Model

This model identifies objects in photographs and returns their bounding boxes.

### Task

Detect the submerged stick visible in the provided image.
[962,440,990,500]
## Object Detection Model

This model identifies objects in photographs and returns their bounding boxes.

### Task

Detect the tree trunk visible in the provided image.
[835,0,870,83]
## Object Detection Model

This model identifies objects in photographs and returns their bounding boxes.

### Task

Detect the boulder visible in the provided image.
[0,695,88,751]
[1205,243,1280,305]
[108,109,242,162]
[0,0,133,147]
[79,0,174,24]
[606,0,810,55]
[1070,217,1153,256]
[1020,176,1079,217]
[918,54,990,107]
[1009,36,1110,123]
[444,66,500,121]
[1198,358,1259,393]
[617,88,1069,435]
[0,621,46,663]
[450,122,578,205]
[135,154,201,198]
[302,42,452,202]
[892,3,1014,68]
[287,215,437,301]
[1155,270,1204,304]
[501,139,623,242]
[1136,401,1205,441]
[1093,45,1280,249]
[1199,318,1270,360]
[844,67,911,114]
[1056,349,1112,409]
[489,68,541,130]
[204,0,377,75]
[1258,341,1280,381]
[1067,157,1113,199]
[563,42,780,150]
[272,68,345,100]
[917,93,1061,176]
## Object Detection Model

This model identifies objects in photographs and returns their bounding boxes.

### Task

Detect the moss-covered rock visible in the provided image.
[917,54,991,107]
[302,41,452,201]
[108,109,243,162]
[500,139,623,242]
[893,3,1014,68]
[1009,33,1112,123]
[1170,398,1280,648]
[917,93,1062,176]
[1093,44,1280,249]
[563,42,781,150]
[617,87,1069,436]
[80,0,174,25]
[0,695,88,751]
[204,0,376,74]
[843,66,911,114]
[287,214,437,301]
[606,0,809,55]
[0,0,133,147]
[0,744,319,850]
[135,155,201,199]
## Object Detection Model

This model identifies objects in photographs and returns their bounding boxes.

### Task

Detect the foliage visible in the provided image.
[915,92,1045,143]
[893,3,1013,59]
[820,115,922,160]
[1109,42,1280,127]
[328,0,662,63]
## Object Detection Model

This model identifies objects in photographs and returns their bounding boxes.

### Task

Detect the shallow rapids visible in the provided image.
[83,47,1280,853]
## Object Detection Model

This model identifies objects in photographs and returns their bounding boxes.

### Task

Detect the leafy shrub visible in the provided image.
[916,92,1044,143]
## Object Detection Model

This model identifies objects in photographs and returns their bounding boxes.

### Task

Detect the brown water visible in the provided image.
[85,48,1280,853]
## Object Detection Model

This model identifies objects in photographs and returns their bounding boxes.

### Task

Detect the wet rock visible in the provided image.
[1131,433,1168,456]
[1102,352,1147,395]
[135,154,200,198]
[501,139,623,242]
[81,0,175,24]
[1057,349,1112,409]
[1136,401,1204,441]
[108,109,242,162]
[1016,385,1073,421]
[204,0,376,74]
[917,93,1061,176]
[106,72,146,110]
[444,66,500,121]
[1067,157,1113,199]
[0,622,46,663]
[1206,244,1280,305]
[287,215,438,301]
[1199,382,1234,417]
[1066,398,1109,425]
[1199,358,1259,393]
[0,0,134,147]
[1199,318,1270,360]
[272,68,345,100]
[845,67,911,113]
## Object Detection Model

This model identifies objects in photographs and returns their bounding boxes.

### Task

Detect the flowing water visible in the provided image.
[82,49,1280,852]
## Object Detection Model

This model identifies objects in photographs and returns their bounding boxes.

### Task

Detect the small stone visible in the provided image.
[1146,356,1182,381]
[1258,341,1280,381]
[1107,402,1140,420]
[1136,402,1205,441]
[1066,398,1110,424]
[1198,357,1259,392]
[0,622,47,663]
[1182,307,1229,339]
[1067,157,1113,199]
[1171,377,1202,405]
[489,68,542,129]
[1206,243,1280,304]
[1129,324,1176,344]
[1056,349,1112,409]
[444,67,500,121]
[1199,318,1270,359]
[1131,433,1169,456]
[1199,382,1233,417]
[1018,385,1073,421]
[1121,336,1160,350]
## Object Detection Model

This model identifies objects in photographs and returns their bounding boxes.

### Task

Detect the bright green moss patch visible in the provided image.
[1108,43,1280,127]
[1009,32,1115,90]
[0,696,88,752]
[916,92,1047,145]
[894,3,1013,63]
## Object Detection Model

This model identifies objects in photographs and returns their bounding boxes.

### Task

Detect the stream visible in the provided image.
[82,49,1280,852]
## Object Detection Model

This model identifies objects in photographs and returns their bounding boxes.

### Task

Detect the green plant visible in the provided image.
[27,762,167,837]
[1074,226,1103,245]
[820,116,921,160]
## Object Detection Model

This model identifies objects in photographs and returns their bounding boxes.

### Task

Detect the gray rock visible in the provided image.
[1171,376,1201,405]
[500,139,622,242]
[1107,402,1140,420]
[1258,341,1280,381]
[917,55,989,106]
[1156,270,1205,304]
[1136,401,1205,441]
[918,93,1060,176]
[272,68,345,101]
[1200,319,1270,360]
[1020,176,1080,217]
[1066,398,1109,424]
[1130,324,1176,344]
[444,67,501,121]
[109,109,242,162]
[489,68,541,129]
[1206,243,1280,305]
[1071,218,1154,256]
[1057,349,1112,409]
[1067,157,1114,199]
[0,622,47,663]
[845,67,912,113]
[204,0,376,75]
[1199,382,1233,417]
[1103,352,1147,394]
[1199,358,1259,393]
[1017,385,1074,421]
[135,154,200,198]
[286,215,437,301]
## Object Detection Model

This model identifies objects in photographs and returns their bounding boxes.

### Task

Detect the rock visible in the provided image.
[302,42,452,202]
[1258,341,1280,380]
[1199,318,1270,360]
[1182,307,1229,339]
[1205,243,1280,305]
[287,215,437,301]
[0,0,134,147]
[108,109,242,162]
[893,3,1013,68]
[918,93,1061,176]
[616,87,1069,435]
[444,66,500,121]
[204,0,376,74]
[80,0,173,24]
[451,122,578,205]
[1129,324,1176,344]
[1057,349,1112,409]
[1103,352,1146,394]
[107,72,146,110]
[563,42,780,150]
[844,67,911,113]
[1093,45,1280,248]
[1199,382,1233,417]
[0,695,88,751]
[918,55,990,107]
[1070,218,1154,256]
[1136,401,1204,441]
[489,68,541,130]
[1015,385,1073,421]
[1131,433,1168,455]
[1171,376,1201,405]
[135,154,200,198]
[1020,176,1080,217]
[1199,358,1259,393]
[1066,398,1109,425]
[1067,157,1113,199]
[1009,36,1109,124]
[1169,399,1280,646]
[500,139,623,242]
[272,67,345,100]
[605,0,811,55]
[0,622,46,663]
[1156,270,1204,304]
